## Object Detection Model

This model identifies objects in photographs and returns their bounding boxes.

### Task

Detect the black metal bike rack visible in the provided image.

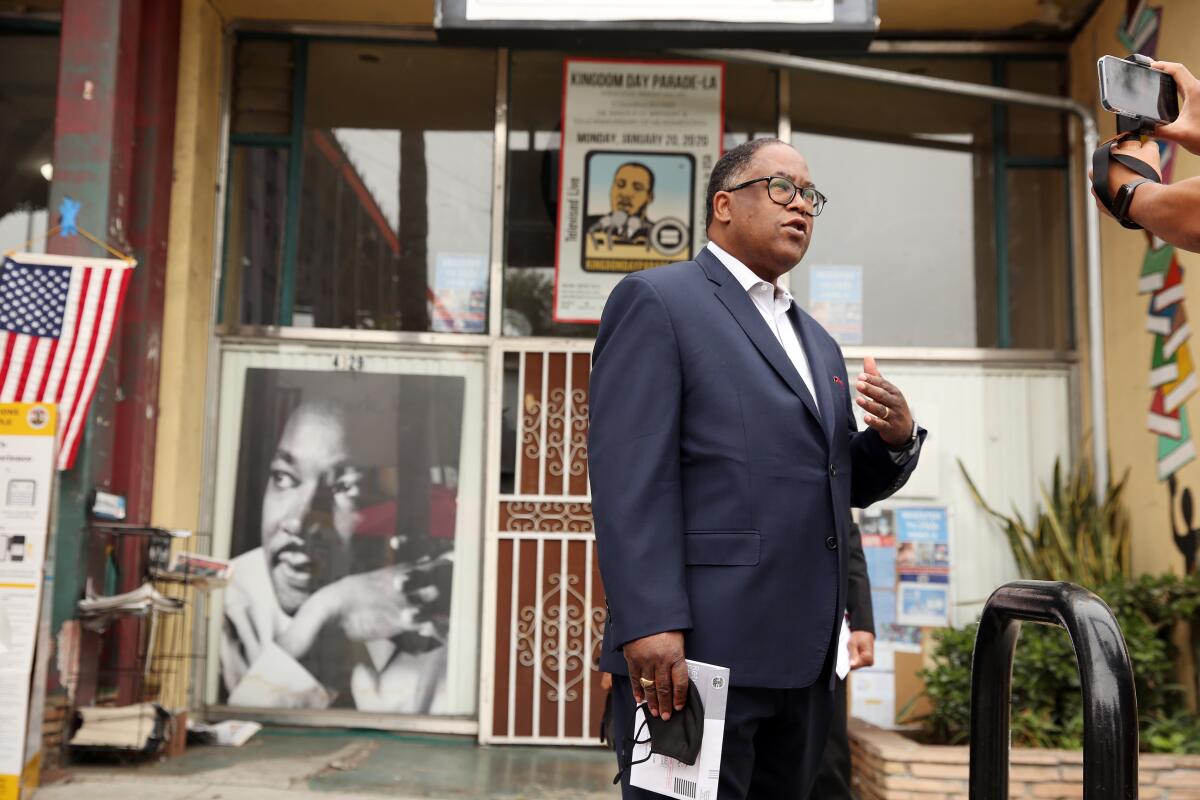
[969,581,1139,799]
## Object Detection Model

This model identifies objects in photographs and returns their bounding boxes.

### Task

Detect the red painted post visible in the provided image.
[44,0,181,711]
[113,0,180,526]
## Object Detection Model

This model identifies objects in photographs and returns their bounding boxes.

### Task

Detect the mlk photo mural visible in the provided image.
[219,368,465,714]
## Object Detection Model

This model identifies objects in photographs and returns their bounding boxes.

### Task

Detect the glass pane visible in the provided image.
[293,44,496,333]
[1006,60,1067,159]
[222,146,288,325]
[503,54,776,338]
[232,40,294,136]
[791,131,979,347]
[504,51,604,339]
[1007,168,1070,350]
[791,58,995,146]
[0,34,56,255]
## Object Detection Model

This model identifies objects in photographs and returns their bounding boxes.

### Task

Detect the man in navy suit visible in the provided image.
[589,138,924,798]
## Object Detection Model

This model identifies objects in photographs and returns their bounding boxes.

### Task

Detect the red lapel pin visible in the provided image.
[833,376,843,386]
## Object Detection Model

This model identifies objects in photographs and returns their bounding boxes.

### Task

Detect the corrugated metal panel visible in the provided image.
[846,361,1072,626]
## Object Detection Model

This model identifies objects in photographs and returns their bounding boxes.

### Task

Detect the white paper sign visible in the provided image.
[554,59,723,323]
[466,0,834,23]
[849,668,896,730]
[631,659,728,800]
[0,403,56,796]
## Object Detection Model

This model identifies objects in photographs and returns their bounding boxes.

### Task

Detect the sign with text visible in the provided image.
[554,59,723,323]
[464,0,834,23]
[895,507,951,627]
[0,403,56,800]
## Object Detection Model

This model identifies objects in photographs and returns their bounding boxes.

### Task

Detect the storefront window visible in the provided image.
[790,57,1071,350]
[222,147,288,326]
[502,52,777,338]
[222,40,497,333]
[0,33,57,257]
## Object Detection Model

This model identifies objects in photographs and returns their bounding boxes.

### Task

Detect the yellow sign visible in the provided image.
[0,404,55,438]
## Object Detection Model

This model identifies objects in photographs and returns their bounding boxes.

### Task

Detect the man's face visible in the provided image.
[720,143,815,279]
[610,164,653,217]
[260,403,363,615]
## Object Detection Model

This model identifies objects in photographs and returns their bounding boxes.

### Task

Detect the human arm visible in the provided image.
[847,356,926,507]
[1127,177,1200,253]
[1094,136,1200,252]
[845,521,876,669]
[588,275,690,720]
[279,557,451,660]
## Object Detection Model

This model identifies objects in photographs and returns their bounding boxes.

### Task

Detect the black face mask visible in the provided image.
[614,681,706,784]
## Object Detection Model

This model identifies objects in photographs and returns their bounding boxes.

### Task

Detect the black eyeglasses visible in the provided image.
[725,176,828,216]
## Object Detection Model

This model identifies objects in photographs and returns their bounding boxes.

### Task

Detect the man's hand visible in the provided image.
[1154,61,1200,156]
[848,631,875,670]
[623,631,688,721]
[856,356,914,447]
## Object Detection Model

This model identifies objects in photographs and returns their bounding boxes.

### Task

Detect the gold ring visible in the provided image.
[882,406,891,420]
[638,677,655,689]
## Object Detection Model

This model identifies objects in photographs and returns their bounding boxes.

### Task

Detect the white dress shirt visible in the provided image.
[706,241,820,415]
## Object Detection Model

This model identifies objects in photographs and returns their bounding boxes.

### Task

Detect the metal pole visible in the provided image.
[678,48,1110,496]
[970,581,1138,799]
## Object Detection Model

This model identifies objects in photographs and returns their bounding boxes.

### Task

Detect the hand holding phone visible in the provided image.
[1098,55,1179,127]
[1150,61,1200,156]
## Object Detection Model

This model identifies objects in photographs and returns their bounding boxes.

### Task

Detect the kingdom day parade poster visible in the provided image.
[553,59,724,323]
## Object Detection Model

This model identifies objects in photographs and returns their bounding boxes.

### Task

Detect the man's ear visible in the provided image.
[711,191,733,224]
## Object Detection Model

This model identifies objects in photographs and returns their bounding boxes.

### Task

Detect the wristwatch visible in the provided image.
[1114,177,1155,230]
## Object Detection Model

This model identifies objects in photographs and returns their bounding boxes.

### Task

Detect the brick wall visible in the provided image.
[850,718,1200,799]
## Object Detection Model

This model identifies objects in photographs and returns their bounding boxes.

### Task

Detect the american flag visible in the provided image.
[0,254,134,470]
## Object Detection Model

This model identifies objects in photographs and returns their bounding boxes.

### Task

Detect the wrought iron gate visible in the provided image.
[480,341,607,744]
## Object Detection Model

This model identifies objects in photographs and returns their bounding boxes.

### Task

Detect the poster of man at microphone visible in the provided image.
[582,153,694,273]
[218,367,465,714]
[553,58,723,323]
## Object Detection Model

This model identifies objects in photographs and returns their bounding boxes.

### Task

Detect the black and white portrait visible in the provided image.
[218,368,465,714]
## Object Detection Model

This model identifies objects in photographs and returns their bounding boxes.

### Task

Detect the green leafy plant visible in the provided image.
[958,457,1131,586]
[906,573,1200,753]
[909,457,1200,752]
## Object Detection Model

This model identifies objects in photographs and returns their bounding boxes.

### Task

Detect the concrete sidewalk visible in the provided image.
[37,727,621,800]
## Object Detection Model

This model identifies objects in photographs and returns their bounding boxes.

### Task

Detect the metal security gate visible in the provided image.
[480,341,608,744]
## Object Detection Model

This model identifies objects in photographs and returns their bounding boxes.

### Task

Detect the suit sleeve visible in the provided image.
[843,360,927,508]
[845,522,875,635]
[589,275,691,649]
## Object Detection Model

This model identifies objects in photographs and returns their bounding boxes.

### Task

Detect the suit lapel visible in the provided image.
[790,305,838,450]
[698,249,823,431]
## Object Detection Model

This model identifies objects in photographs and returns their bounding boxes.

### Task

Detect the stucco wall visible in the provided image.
[1071,0,1200,578]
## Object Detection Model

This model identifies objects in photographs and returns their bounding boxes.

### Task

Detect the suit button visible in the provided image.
[829,463,838,477]
[825,536,838,551]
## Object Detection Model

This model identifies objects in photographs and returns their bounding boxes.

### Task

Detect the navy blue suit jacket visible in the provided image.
[588,248,922,689]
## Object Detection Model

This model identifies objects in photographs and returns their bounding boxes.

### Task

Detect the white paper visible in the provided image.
[835,616,851,679]
[0,404,56,788]
[631,659,728,800]
[849,669,895,729]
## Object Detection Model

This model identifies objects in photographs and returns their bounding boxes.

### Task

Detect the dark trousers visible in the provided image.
[610,674,834,800]
[807,677,852,799]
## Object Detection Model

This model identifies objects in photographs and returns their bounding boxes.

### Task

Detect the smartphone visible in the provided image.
[1097,55,1179,125]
